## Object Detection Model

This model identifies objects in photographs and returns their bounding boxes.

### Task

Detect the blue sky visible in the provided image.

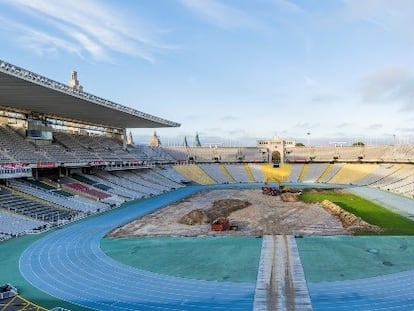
[1,0,414,146]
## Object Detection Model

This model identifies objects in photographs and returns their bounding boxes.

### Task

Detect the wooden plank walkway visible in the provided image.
[254,235,313,311]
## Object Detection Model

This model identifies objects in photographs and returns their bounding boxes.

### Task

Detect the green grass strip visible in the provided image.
[299,189,414,235]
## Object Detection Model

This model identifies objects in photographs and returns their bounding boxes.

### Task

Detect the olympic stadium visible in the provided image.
[2,59,414,311]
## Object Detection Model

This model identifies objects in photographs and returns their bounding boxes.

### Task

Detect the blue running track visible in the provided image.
[308,269,414,311]
[18,183,414,310]
[19,186,255,311]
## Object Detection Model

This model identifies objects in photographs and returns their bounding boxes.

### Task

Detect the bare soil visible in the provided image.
[320,200,382,234]
[107,189,348,237]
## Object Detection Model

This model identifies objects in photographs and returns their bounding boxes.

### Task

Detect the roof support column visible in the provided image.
[122,128,127,150]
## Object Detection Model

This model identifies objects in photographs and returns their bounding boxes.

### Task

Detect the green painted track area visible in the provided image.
[297,236,414,282]
[101,236,262,283]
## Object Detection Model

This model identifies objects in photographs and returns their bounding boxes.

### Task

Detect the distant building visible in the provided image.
[68,71,83,92]
[149,131,161,147]
[257,135,295,164]
[127,131,134,145]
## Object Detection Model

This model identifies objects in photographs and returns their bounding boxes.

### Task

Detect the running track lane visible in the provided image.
[19,186,255,311]
[21,183,414,310]
[308,269,414,311]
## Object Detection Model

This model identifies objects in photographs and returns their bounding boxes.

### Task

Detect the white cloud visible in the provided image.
[0,0,172,62]
[361,66,414,108]
[0,16,82,57]
[179,0,259,30]
[342,0,414,35]
[366,123,384,130]
[295,122,319,130]
[311,94,341,103]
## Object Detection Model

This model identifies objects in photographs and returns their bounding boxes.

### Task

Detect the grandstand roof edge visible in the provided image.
[0,60,180,129]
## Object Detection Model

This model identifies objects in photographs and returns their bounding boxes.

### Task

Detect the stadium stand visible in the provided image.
[81,173,144,200]
[0,186,75,223]
[242,147,265,162]
[301,163,328,183]
[198,164,231,183]
[219,164,237,182]
[160,147,189,162]
[224,164,251,183]
[262,163,291,183]
[8,179,102,213]
[53,132,101,163]
[126,169,183,190]
[288,163,304,182]
[362,145,388,161]
[370,165,414,190]
[130,145,175,163]
[187,147,216,162]
[154,165,190,184]
[381,145,413,162]
[0,125,49,164]
[243,164,256,182]
[328,163,379,185]
[0,210,46,235]
[173,164,216,184]
[317,163,344,183]
[376,165,414,193]
[94,170,156,196]
[354,164,400,186]
[297,163,309,182]
[112,170,168,193]
[249,164,265,182]
[40,143,80,164]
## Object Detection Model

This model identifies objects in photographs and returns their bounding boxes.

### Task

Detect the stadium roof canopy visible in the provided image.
[0,60,180,129]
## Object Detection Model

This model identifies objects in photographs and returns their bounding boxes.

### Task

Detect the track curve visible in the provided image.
[19,186,255,311]
[18,183,414,310]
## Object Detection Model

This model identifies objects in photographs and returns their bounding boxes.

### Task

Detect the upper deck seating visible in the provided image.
[53,132,101,163]
[41,143,80,163]
[0,125,49,163]
[161,147,189,162]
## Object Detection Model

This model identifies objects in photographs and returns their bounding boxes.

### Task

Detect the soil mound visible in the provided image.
[178,199,251,225]
[280,192,299,202]
[321,200,382,234]
[178,209,209,225]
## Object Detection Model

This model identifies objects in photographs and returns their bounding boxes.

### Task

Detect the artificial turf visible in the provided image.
[299,189,414,235]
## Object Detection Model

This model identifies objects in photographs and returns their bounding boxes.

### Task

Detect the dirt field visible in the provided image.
[108,189,348,237]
